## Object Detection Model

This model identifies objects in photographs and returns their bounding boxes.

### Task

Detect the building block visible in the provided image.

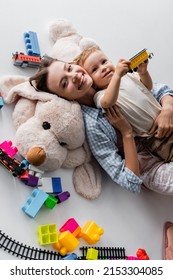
[55,191,70,203]
[86,248,98,260]
[61,253,78,260]
[136,248,149,260]
[0,140,18,157]
[21,188,48,218]
[20,159,30,170]
[81,221,104,244]
[44,195,58,209]
[37,224,58,245]
[24,31,41,56]
[53,231,79,256]
[28,164,44,185]
[59,218,81,238]
[12,52,41,68]
[0,93,4,109]
[41,177,62,194]
[25,174,39,187]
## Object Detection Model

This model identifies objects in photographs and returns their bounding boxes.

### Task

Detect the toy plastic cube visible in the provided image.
[37,224,58,245]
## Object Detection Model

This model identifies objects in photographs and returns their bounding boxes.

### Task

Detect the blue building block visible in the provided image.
[24,31,41,56]
[41,177,62,194]
[21,188,48,218]
[0,93,4,109]
[61,253,78,260]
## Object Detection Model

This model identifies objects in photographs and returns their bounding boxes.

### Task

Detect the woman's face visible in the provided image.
[47,61,93,101]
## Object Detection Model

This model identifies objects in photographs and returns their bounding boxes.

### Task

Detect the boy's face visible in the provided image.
[83,50,115,89]
[47,61,93,101]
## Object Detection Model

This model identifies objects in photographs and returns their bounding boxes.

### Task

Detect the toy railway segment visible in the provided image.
[0,148,26,177]
[79,246,126,259]
[0,230,61,260]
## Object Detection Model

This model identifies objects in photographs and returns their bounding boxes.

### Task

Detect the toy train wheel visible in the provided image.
[149,53,154,59]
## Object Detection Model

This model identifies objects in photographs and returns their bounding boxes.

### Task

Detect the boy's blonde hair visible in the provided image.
[74,46,101,66]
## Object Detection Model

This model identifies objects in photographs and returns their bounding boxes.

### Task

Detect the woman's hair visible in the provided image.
[74,46,101,66]
[29,56,57,93]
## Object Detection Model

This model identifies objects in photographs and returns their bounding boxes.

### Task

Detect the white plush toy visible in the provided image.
[0,19,102,200]
[49,18,99,61]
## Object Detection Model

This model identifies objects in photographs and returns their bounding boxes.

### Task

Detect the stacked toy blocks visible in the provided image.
[24,31,41,56]
[0,140,18,157]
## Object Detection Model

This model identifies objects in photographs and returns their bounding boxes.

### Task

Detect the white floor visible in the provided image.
[0,0,173,260]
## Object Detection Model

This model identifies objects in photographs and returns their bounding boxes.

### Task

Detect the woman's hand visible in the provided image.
[149,96,173,138]
[105,104,140,176]
[149,106,173,138]
[105,105,133,136]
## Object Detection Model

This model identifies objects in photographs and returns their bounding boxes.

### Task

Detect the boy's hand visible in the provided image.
[115,59,130,77]
[137,61,149,75]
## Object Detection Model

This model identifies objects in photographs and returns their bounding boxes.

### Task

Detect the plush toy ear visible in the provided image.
[49,18,80,43]
[79,37,100,51]
[0,75,59,104]
[0,75,28,103]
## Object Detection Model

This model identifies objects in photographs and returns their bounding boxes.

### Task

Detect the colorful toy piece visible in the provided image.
[128,48,153,73]
[0,148,26,177]
[0,140,18,157]
[61,253,78,260]
[81,221,104,244]
[41,177,62,194]
[59,218,81,238]
[136,248,149,260]
[53,231,79,256]
[37,224,58,245]
[24,31,41,57]
[86,248,98,260]
[22,174,39,187]
[44,195,58,209]
[12,52,41,68]
[55,191,70,204]
[21,188,48,218]
[0,93,4,109]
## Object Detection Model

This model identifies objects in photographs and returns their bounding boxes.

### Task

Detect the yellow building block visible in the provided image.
[37,224,58,245]
[53,230,79,256]
[86,248,98,260]
[81,221,104,244]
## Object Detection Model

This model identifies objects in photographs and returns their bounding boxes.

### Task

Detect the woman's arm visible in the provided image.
[105,105,140,176]
[149,94,173,138]
[137,61,153,90]
[101,59,130,108]
[81,105,142,193]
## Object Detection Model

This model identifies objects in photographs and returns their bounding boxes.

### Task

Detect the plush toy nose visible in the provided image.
[26,147,46,166]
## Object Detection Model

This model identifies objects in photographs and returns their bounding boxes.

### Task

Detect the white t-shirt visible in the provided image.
[94,73,161,137]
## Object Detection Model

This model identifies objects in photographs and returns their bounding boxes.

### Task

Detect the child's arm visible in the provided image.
[101,59,130,109]
[137,61,153,90]
[105,105,140,176]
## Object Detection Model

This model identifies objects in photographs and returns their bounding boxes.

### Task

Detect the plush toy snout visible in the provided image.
[26,147,46,166]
